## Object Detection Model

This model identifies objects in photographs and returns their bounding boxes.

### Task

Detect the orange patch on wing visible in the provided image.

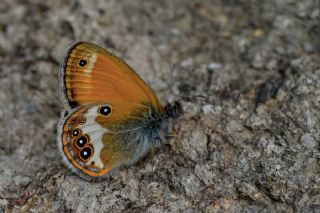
[63,145,113,177]
[61,42,163,112]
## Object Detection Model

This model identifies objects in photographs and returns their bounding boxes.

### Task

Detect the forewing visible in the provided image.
[60,42,162,112]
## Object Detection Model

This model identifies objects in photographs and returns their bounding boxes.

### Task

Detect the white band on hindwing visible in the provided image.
[79,106,107,169]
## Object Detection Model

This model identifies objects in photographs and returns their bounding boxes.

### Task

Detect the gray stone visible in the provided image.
[1,0,319,212]
[300,133,318,149]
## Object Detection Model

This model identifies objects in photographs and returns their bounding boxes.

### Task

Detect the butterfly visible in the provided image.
[57,42,182,180]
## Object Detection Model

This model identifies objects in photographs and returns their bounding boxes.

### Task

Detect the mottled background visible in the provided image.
[0,0,319,212]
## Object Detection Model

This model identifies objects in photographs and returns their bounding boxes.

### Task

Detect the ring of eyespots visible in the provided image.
[98,105,112,116]
[74,134,89,149]
[78,59,87,67]
[79,117,86,125]
[79,146,93,162]
[72,128,81,137]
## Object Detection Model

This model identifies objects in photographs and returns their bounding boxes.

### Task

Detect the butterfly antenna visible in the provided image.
[177,62,221,104]
[181,94,207,103]
[206,63,216,95]
[166,133,178,139]
[168,64,176,96]
[169,64,208,104]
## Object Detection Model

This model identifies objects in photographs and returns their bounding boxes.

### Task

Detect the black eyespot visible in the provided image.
[99,105,111,116]
[79,59,87,67]
[75,135,88,148]
[72,129,80,137]
[80,147,92,161]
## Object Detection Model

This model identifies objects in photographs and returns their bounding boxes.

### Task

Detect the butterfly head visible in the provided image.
[164,101,183,120]
[127,101,182,143]
[143,101,183,146]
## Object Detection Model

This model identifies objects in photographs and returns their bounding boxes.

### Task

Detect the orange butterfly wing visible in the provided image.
[59,101,154,179]
[60,42,162,113]
[58,42,168,179]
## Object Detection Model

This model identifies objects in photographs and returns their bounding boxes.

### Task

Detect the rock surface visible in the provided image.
[0,0,319,212]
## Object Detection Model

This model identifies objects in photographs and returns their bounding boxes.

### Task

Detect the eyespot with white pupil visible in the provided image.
[72,129,80,137]
[99,105,111,116]
[75,135,88,148]
[79,59,87,67]
[80,147,92,161]
[79,117,86,124]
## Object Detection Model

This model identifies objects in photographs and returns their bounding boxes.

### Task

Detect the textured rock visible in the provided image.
[1,0,320,212]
